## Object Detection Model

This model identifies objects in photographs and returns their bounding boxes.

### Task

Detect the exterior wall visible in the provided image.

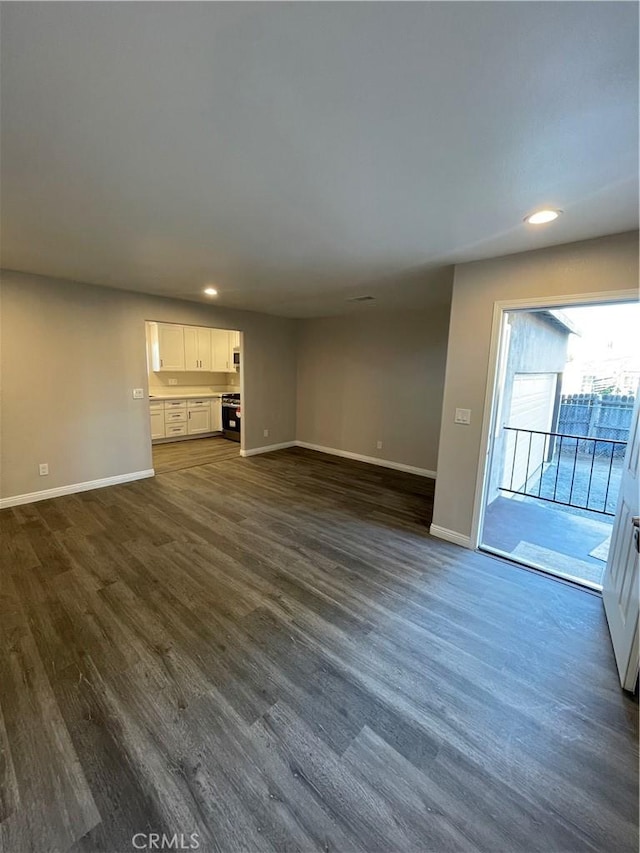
[487,311,570,504]
[431,230,639,544]
[0,270,297,501]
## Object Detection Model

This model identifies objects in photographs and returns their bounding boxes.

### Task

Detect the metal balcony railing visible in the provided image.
[500,427,627,516]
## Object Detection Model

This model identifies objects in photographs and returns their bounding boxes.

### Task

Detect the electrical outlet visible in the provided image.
[168,378,178,386]
[455,408,471,425]
[39,463,49,476]
[263,429,269,438]
[376,440,383,449]
[132,388,144,399]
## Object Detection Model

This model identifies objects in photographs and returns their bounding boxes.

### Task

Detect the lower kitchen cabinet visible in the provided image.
[150,409,166,439]
[150,397,224,443]
[187,405,211,435]
[165,423,187,438]
[211,397,222,432]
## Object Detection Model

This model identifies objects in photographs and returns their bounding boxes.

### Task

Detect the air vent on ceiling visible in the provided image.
[347,295,375,303]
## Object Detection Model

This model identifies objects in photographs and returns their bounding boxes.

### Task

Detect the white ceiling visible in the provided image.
[1,2,637,317]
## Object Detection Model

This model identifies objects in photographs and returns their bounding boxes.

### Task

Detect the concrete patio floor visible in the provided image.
[482,495,613,587]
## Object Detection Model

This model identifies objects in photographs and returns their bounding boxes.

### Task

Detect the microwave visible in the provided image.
[233,348,240,368]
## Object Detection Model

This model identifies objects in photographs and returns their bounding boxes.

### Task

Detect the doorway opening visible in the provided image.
[144,321,244,474]
[478,301,639,590]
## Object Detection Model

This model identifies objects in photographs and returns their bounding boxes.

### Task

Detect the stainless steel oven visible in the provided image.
[221,393,241,442]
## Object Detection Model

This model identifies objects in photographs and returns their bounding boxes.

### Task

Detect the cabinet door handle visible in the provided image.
[160,358,163,367]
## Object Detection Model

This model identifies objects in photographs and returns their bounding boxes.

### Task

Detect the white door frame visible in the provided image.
[470,289,639,552]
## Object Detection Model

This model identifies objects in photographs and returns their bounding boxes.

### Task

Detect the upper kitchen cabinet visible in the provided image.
[149,322,185,372]
[184,326,212,371]
[211,329,233,372]
[147,322,239,373]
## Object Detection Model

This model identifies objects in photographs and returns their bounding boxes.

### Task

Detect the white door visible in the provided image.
[187,407,211,435]
[602,394,639,691]
[197,328,213,371]
[149,410,165,440]
[156,324,185,371]
[184,327,200,370]
[211,329,231,371]
[184,327,212,371]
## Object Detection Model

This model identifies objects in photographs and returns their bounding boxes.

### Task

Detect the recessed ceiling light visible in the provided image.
[525,209,561,225]
[203,287,218,296]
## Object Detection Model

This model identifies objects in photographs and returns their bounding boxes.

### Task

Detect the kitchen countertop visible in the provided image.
[149,392,237,401]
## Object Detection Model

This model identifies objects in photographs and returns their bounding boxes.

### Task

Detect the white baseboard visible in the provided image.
[429,524,473,549]
[0,469,155,509]
[240,441,296,458]
[295,441,437,479]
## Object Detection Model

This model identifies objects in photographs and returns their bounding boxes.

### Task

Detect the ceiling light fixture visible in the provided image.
[525,209,561,225]
[203,287,218,296]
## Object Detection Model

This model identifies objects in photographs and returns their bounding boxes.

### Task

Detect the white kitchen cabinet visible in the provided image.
[165,423,187,438]
[187,404,211,435]
[151,323,185,372]
[148,322,239,374]
[184,326,212,371]
[151,396,225,443]
[211,329,232,372]
[211,397,222,432]
[150,409,165,439]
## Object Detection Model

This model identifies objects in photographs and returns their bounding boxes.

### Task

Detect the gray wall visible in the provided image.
[296,302,452,474]
[0,271,297,500]
[431,230,639,542]
[3,231,636,511]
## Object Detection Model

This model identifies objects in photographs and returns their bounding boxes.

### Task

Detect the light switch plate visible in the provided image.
[455,408,471,425]
[132,388,144,399]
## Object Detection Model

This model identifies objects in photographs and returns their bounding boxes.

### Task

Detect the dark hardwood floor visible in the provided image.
[152,436,239,474]
[1,447,638,852]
